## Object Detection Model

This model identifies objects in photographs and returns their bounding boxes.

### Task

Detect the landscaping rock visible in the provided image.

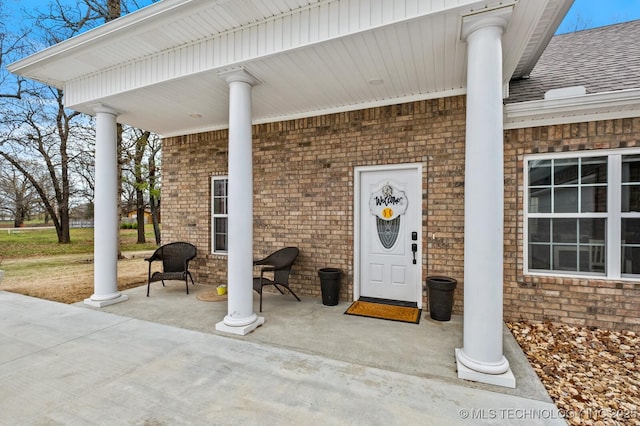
[508,321,640,426]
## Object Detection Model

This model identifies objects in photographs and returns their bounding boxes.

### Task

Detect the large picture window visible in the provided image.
[525,150,640,278]
[211,176,228,254]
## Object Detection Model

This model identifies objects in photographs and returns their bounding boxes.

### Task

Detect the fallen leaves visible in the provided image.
[508,321,640,426]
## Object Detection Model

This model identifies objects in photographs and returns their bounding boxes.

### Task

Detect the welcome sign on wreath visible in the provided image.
[369,184,408,249]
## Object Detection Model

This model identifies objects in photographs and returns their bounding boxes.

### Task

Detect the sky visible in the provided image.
[556,0,640,34]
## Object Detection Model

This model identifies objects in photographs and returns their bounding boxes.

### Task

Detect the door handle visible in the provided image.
[411,243,417,264]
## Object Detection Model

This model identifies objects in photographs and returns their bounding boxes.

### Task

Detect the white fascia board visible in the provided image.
[7,0,197,79]
[504,88,640,129]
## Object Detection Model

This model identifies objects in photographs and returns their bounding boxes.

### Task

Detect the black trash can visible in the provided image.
[318,268,342,306]
[427,276,457,321]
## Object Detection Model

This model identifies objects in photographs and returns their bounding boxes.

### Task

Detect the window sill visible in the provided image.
[525,271,639,282]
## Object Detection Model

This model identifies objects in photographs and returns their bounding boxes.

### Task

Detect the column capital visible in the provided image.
[93,103,119,116]
[461,6,512,41]
[219,68,261,86]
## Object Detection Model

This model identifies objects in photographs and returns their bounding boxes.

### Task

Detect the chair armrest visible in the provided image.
[145,252,162,263]
[259,266,276,281]
[258,270,277,286]
[253,257,269,266]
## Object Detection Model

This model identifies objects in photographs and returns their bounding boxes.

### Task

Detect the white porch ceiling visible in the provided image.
[9,0,573,137]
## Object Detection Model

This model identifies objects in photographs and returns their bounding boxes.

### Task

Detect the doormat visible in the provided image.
[196,290,228,302]
[344,299,421,324]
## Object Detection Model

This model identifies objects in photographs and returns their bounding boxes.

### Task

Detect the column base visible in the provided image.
[84,293,128,308]
[455,348,516,388]
[216,316,264,336]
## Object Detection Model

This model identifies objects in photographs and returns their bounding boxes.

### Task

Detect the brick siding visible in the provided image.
[163,97,467,313]
[504,118,640,332]
[162,97,640,332]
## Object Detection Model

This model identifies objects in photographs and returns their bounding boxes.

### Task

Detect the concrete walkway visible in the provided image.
[0,287,566,425]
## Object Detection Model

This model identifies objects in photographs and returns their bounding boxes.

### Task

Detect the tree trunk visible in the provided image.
[106,0,121,21]
[148,144,161,245]
[136,194,145,243]
[134,131,149,244]
[117,123,124,258]
[13,209,26,228]
[13,190,25,227]
[150,197,160,245]
[58,203,71,243]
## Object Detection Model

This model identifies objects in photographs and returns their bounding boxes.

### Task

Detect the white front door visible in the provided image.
[356,164,422,306]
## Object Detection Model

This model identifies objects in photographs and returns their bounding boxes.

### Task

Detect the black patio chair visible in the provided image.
[145,242,197,296]
[253,247,300,312]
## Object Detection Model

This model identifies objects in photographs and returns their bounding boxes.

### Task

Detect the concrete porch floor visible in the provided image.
[90,282,549,398]
[0,282,565,425]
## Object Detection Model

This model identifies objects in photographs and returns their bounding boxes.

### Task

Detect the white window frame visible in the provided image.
[211,176,228,255]
[524,148,640,280]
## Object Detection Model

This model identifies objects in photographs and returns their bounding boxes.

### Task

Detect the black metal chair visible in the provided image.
[253,247,300,312]
[145,242,197,296]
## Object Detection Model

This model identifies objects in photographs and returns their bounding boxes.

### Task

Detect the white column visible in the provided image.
[84,105,128,307]
[455,8,515,388]
[216,69,264,335]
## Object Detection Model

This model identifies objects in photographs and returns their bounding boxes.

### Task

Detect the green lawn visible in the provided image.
[0,226,159,259]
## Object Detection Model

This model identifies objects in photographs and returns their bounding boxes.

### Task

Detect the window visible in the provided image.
[622,154,640,273]
[525,150,640,278]
[211,176,228,254]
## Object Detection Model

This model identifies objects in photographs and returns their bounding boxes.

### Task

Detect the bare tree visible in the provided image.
[72,126,96,206]
[0,4,67,242]
[0,85,83,242]
[44,1,161,247]
[147,135,161,245]
[0,7,38,225]
[34,0,151,41]
[556,12,594,35]
[0,159,40,227]
[2,0,161,245]
[0,18,28,100]
[120,129,162,244]
[132,130,150,243]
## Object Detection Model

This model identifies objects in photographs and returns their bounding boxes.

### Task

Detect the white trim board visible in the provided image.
[504,88,640,129]
[353,163,423,307]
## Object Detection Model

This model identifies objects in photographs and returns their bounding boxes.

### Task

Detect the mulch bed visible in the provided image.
[508,321,640,425]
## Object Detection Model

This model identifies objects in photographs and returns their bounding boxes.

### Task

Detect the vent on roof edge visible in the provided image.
[544,86,587,100]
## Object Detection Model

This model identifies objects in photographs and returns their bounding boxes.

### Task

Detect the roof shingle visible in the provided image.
[506,20,640,103]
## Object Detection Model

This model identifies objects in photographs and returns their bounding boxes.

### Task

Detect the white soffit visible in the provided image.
[8,0,572,136]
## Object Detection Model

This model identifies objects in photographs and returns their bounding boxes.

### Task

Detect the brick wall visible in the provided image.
[504,118,640,332]
[162,97,467,312]
[162,97,640,332]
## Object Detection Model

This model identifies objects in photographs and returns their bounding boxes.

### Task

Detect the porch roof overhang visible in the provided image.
[8,0,573,137]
